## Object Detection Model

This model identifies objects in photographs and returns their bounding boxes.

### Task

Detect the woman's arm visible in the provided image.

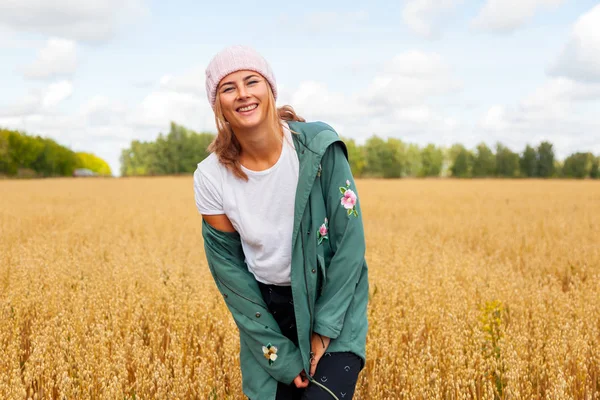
[203,214,236,232]
[313,140,366,340]
[201,216,306,386]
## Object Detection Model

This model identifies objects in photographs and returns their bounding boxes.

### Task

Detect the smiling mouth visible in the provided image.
[236,103,258,113]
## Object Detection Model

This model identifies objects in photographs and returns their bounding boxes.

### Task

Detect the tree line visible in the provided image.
[2,123,597,179]
[0,128,111,178]
[120,122,214,176]
[120,122,600,179]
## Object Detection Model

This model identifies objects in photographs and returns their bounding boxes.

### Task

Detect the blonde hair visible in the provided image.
[208,84,305,181]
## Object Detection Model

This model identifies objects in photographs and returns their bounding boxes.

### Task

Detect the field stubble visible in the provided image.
[0,178,599,399]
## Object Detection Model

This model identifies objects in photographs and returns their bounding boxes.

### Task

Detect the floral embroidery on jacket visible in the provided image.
[262,343,278,365]
[340,180,359,217]
[317,218,329,245]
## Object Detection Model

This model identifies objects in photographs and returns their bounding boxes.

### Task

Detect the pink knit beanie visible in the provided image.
[205,45,277,110]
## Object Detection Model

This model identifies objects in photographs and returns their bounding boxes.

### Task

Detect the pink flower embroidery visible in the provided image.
[339,180,359,217]
[317,218,328,245]
[341,189,357,210]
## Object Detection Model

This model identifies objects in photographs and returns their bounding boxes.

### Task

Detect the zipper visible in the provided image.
[215,275,267,310]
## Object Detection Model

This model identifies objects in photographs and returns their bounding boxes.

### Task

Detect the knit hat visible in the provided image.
[205,45,277,110]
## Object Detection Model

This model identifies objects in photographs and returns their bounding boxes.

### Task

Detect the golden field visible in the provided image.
[1,177,599,400]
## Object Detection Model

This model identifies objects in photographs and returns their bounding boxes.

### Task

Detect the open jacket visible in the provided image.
[200,121,369,400]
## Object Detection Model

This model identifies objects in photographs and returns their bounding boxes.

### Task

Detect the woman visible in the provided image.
[194,45,369,400]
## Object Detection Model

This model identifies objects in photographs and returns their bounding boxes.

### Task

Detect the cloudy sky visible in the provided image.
[1,0,599,175]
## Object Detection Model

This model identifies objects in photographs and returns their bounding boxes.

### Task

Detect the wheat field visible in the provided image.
[1,177,599,400]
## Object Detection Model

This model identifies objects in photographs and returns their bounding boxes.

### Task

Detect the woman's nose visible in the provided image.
[237,85,249,98]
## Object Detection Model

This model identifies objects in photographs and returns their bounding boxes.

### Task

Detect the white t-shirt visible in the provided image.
[193,122,299,286]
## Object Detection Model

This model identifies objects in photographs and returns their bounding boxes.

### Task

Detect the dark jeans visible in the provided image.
[257,281,362,400]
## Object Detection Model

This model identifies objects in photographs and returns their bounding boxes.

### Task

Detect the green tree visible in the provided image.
[554,160,565,178]
[185,131,214,172]
[0,128,105,177]
[0,130,11,174]
[562,152,594,178]
[404,144,422,177]
[520,145,537,177]
[363,136,403,178]
[472,143,496,177]
[450,144,474,178]
[7,131,44,171]
[120,140,156,176]
[591,156,600,179]
[419,144,444,177]
[76,152,112,175]
[495,143,519,177]
[387,138,408,177]
[537,141,555,178]
[120,123,215,177]
[31,137,79,177]
[342,137,366,177]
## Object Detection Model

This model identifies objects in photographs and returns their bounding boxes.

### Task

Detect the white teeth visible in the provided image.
[238,104,257,112]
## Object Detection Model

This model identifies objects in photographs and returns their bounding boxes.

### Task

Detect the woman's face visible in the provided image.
[217,70,270,131]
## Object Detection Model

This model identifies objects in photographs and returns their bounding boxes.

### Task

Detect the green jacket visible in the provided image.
[201,121,369,400]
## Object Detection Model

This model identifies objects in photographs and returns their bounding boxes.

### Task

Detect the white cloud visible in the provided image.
[70,67,208,136]
[363,51,461,110]
[307,10,369,30]
[402,0,462,38]
[549,4,600,82]
[0,63,216,175]
[472,0,566,32]
[0,94,40,117]
[286,51,460,122]
[289,81,365,121]
[158,66,207,97]
[21,38,77,80]
[128,90,209,131]
[42,81,73,108]
[478,77,600,157]
[126,66,213,132]
[479,105,508,132]
[79,96,128,127]
[522,77,600,108]
[0,0,149,42]
[0,110,133,176]
[0,80,73,117]
[285,51,463,145]
[0,26,43,49]
[278,10,369,33]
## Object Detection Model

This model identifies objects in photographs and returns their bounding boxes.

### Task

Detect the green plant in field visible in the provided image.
[479,300,507,398]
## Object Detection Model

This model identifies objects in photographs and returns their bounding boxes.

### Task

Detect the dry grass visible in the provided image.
[1,177,599,399]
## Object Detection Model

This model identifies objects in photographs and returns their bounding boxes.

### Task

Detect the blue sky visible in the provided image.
[1,0,599,175]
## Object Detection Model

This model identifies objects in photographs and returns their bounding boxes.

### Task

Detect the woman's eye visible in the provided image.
[223,87,233,93]
[248,80,258,85]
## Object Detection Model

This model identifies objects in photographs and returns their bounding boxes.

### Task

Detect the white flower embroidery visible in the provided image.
[262,343,278,365]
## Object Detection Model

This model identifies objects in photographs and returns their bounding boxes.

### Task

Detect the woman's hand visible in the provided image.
[293,370,309,388]
[309,332,331,376]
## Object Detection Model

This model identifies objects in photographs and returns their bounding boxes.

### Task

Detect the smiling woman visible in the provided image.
[215,70,275,171]
[193,45,369,400]
[205,46,304,180]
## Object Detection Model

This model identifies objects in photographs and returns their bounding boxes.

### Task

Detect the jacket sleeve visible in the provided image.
[313,139,366,340]
[201,219,305,385]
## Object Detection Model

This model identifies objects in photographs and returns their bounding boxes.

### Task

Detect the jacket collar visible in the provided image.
[288,121,342,246]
